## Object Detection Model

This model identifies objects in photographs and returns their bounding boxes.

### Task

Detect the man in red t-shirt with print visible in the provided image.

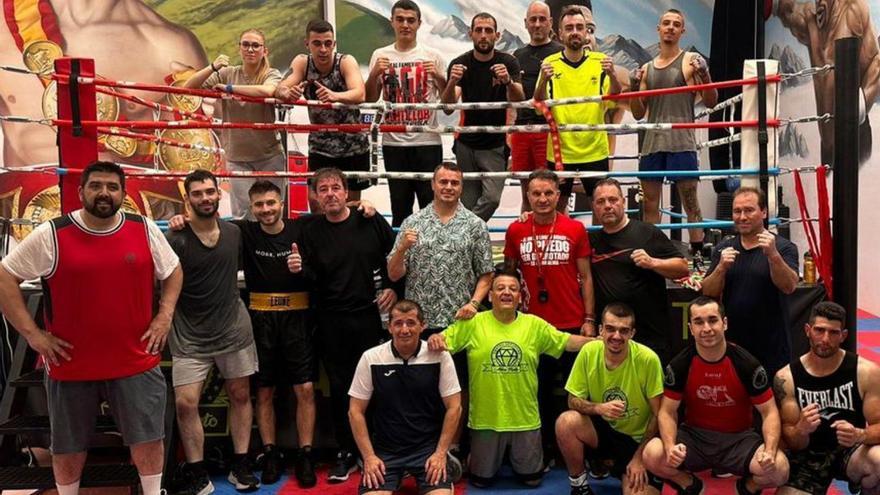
[642,296,789,495]
[504,168,595,463]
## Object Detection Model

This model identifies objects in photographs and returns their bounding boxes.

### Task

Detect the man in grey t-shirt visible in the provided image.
[166,170,260,495]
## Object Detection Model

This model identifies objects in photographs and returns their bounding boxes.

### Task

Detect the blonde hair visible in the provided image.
[240,28,271,83]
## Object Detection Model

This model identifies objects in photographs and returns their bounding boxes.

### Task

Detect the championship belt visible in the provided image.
[249,292,309,312]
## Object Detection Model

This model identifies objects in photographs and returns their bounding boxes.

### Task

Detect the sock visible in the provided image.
[232,453,247,464]
[139,473,162,495]
[569,471,587,487]
[56,480,80,495]
[690,241,704,253]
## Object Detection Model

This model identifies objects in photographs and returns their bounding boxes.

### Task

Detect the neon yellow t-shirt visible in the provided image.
[564,339,663,441]
[442,311,570,431]
[543,50,613,163]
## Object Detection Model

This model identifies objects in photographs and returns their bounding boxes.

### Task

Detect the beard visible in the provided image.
[84,196,121,219]
[565,37,584,51]
[474,41,495,55]
[191,199,219,218]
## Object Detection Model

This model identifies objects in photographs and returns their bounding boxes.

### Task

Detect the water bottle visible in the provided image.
[373,269,390,327]
[803,253,816,286]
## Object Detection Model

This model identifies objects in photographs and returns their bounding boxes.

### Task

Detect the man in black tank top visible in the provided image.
[774,302,880,495]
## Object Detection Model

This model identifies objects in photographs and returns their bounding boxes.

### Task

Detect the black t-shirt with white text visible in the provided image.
[448,50,521,149]
[235,217,314,293]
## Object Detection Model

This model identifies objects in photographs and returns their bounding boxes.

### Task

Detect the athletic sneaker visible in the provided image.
[570,483,595,495]
[257,447,283,485]
[328,450,357,483]
[675,475,704,495]
[228,456,260,492]
[293,447,317,487]
[446,451,463,483]
[175,463,214,495]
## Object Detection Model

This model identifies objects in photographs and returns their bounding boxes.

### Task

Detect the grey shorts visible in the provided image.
[46,366,166,454]
[171,343,259,387]
[677,423,763,476]
[469,428,543,483]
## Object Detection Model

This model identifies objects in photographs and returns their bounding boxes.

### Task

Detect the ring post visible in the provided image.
[832,37,859,350]
[55,57,98,213]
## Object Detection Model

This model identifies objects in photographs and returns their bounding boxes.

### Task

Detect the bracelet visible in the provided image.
[469,300,480,310]
[225,83,233,94]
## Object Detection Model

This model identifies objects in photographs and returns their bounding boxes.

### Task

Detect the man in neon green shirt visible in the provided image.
[427,267,589,487]
[556,302,664,495]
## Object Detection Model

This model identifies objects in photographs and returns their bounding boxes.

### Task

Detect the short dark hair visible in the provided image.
[81,160,125,189]
[391,0,421,20]
[183,169,218,194]
[601,302,636,326]
[471,12,497,30]
[493,264,522,287]
[663,8,685,22]
[528,169,559,186]
[306,19,334,36]
[559,5,588,28]
[687,295,726,321]
[248,180,282,199]
[391,299,425,323]
[434,161,462,177]
[733,186,767,210]
[809,301,846,328]
[592,177,623,196]
[310,167,348,192]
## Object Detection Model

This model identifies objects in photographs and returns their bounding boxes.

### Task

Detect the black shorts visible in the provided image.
[591,416,664,491]
[784,446,858,494]
[250,309,318,387]
[359,448,453,495]
[677,424,763,476]
[554,158,609,199]
[309,152,372,191]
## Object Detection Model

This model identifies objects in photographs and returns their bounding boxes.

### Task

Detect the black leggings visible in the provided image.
[383,145,442,227]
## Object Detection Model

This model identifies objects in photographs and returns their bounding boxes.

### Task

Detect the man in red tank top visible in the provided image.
[0,161,182,495]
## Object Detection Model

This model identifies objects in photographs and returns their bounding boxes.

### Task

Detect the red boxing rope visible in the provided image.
[54,73,276,104]
[97,127,223,154]
[53,119,780,133]
[603,74,782,102]
[96,87,211,122]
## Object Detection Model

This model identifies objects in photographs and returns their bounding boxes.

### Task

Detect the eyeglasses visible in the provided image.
[240,42,264,51]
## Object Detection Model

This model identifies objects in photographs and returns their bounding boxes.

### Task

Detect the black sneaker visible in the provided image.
[587,461,610,480]
[259,448,283,485]
[735,476,759,495]
[328,450,357,483]
[675,475,704,495]
[175,463,214,495]
[294,448,317,488]
[228,456,260,492]
[570,483,595,495]
[446,451,463,483]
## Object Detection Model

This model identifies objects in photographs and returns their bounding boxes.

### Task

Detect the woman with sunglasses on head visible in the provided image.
[186,28,286,219]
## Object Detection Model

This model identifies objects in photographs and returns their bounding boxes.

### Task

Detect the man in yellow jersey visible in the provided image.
[534,6,620,211]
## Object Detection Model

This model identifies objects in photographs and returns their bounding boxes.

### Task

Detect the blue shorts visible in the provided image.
[639,151,699,182]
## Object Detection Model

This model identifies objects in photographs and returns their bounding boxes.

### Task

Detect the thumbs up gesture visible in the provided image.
[287,242,303,273]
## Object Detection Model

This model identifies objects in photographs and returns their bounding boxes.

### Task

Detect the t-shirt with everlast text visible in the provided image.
[513,41,562,125]
[166,220,253,358]
[235,218,313,294]
[448,50,522,149]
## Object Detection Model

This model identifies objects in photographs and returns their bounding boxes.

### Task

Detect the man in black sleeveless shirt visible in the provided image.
[774,302,880,495]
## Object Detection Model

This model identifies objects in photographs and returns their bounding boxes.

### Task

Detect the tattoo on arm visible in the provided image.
[773,375,787,400]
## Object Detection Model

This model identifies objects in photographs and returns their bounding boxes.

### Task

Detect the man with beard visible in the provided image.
[511,1,562,211]
[0,161,182,495]
[556,303,664,495]
[289,167,398,482]
[590,179,688,363]
[774,301,880,495]
[534,6,620,209]
[642,296,789,495]
[701,187,798,376]
[165,169,260,494]
[629,9,717,257]
[441,12,524,222]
